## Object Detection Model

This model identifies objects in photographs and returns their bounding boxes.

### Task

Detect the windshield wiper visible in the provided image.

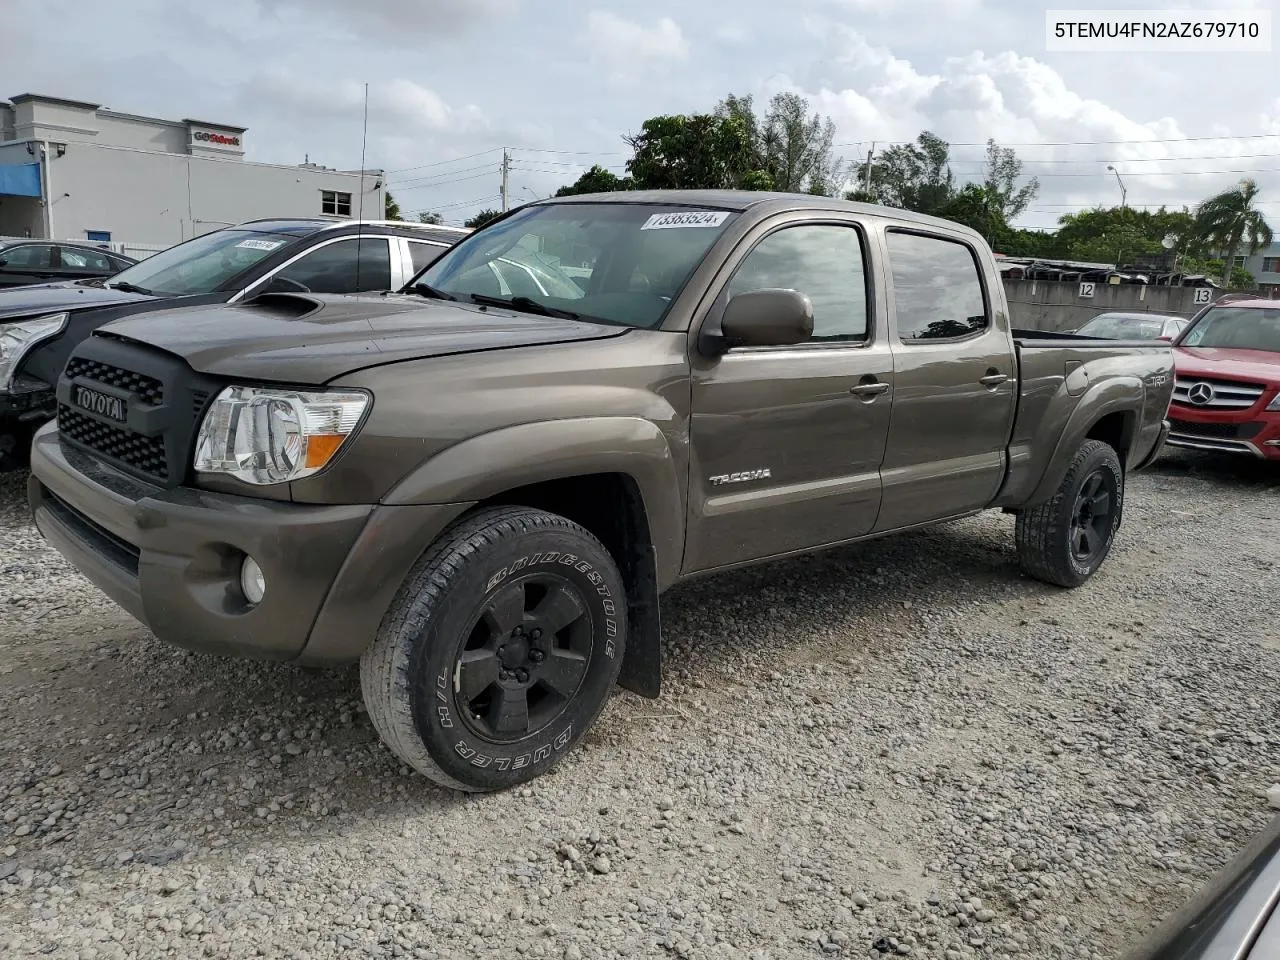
[408,282,458,302]
[107,281,154,295]
[467,293,580,321]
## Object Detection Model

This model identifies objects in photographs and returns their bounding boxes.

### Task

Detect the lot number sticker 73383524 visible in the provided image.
[641,211,730,230]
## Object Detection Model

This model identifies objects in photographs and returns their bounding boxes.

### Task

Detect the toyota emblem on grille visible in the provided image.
[1187,382,1215,405]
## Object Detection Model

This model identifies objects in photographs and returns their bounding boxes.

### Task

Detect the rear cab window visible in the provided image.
[886,230,989,341]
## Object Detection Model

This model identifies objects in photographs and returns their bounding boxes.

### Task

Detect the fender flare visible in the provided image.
[1023,376,1142,507]
[383,417,685,581]
[383,417,687,699]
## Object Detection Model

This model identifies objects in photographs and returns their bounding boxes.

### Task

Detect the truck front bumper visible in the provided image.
[28,423,473,664]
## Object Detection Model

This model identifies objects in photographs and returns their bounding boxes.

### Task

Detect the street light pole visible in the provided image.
[1106,165,1127,209]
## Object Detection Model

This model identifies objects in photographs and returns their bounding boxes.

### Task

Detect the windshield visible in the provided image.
[1178,306,1280,353]
[1077,314,1171,339]
[103,229,301,296]
[416,203,740,328]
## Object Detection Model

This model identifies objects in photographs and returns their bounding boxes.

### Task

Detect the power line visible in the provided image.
[391,170,497,193]
[387,163,497,187]
[385,148,504,175]
[836,132,1280,149]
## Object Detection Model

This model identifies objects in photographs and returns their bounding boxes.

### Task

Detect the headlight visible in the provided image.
[1267,392,1280,412]
[0,313,69,390]
[193,385,370,485]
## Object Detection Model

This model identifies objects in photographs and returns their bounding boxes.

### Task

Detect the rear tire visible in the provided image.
[360,506,626,792]
[1015,439,1124,588]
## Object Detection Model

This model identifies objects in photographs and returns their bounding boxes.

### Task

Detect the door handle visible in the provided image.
[979,372,1009,387]
[849,381,890,398]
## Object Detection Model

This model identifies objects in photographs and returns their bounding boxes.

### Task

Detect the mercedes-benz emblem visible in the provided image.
[1187,382,1215,405]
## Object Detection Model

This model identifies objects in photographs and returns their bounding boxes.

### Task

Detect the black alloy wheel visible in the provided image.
[455,574,593,742]
[1069,468,1118,564]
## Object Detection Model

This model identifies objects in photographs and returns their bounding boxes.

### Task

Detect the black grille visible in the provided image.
[1169,419,1264,440]
[58,406,169,481]
[65,358,165,405]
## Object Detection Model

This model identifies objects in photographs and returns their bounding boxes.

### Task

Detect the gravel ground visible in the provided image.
[0,452,1277,960]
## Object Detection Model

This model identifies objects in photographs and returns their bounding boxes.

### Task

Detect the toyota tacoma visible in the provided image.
[29,190,1175,792]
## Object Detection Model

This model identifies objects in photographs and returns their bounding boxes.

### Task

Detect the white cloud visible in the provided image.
[585,12,689,61]
[256,0,518,41]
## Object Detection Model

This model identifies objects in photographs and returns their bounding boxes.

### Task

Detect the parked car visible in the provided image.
[28,190,1174,792]
[1165,297,1280,459]
[0,218,469,467]
[1120,814,1280,960]
[1073,311,1189,342]
[0,238,136,289]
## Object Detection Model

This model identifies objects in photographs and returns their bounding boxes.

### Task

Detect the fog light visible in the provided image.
[240,556,266,605]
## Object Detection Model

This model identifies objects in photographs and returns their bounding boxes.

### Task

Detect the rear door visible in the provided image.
[685,214,893,572]
[873,227,1017,532]
[0,243,58,288]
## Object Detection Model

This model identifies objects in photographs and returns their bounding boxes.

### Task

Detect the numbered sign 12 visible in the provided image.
[1078,281,1096,298]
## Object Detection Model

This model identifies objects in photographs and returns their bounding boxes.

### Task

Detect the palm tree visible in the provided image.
[1192,178,1274,287]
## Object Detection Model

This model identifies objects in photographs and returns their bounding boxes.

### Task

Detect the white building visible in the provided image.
[0,93,385,254]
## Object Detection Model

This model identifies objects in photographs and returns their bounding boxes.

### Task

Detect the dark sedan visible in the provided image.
[1122,814,1280,960]
[0,238,135,289]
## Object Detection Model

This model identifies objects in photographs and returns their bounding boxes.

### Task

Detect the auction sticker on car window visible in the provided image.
[641,211,730,230]
[236,239,286,251]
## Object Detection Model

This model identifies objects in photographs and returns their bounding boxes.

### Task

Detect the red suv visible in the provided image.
[1167,298,1280,460]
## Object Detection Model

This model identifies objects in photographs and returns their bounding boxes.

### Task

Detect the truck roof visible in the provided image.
[541,189,983,236]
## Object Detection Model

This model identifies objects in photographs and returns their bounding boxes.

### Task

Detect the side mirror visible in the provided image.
[0,258,8,268]
[709,288,813,353]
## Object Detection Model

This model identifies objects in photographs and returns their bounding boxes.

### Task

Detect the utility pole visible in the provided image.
[501,149,510,212]
[863,142,875,197]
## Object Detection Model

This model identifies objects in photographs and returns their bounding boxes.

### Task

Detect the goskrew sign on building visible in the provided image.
[190,128,243,150]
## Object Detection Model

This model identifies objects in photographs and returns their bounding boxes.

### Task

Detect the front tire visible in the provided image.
[1015,439,1124,588]
[360,506,627,792]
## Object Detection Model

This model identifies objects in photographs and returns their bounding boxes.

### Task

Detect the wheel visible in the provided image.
[360,506,627,792]
[1015,439,1124,588]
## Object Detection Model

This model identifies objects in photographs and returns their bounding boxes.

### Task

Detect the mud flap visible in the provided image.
[617,543,661,699]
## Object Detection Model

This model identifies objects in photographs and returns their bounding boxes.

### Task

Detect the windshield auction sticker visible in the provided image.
[641,211,731,230]
[236,239,286,251]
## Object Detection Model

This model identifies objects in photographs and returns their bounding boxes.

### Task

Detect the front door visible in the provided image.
[685,219,893,572]
[874,227,1017,532]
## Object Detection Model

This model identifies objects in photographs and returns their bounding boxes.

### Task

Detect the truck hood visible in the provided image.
[1174,346,1280,384]
[0,280,152,320]
[94,292,630,382]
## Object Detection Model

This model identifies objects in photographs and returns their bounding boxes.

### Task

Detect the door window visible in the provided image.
[727,224,869,342]
[407,240,448,275]
[267,238,391,294]
[0,244,54,269]
[886,231,988,341]
[59,248,116,271]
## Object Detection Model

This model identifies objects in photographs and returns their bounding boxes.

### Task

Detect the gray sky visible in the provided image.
[7,0,1278,229]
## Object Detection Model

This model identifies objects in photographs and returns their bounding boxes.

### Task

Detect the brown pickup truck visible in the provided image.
[28,190,1174,792]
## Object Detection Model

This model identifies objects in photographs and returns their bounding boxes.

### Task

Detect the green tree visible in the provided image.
[982,139,1039,221]
[1191,177,1274,286]
[625,113,767,191]
[554,164,634,197]
[719,91,846,194]
[465,208,503,229]
[1055,206,1197,265]
[416,211,444,225]
[938,184,1011,247]
[384,192,402,221]
[850,132,955,214]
